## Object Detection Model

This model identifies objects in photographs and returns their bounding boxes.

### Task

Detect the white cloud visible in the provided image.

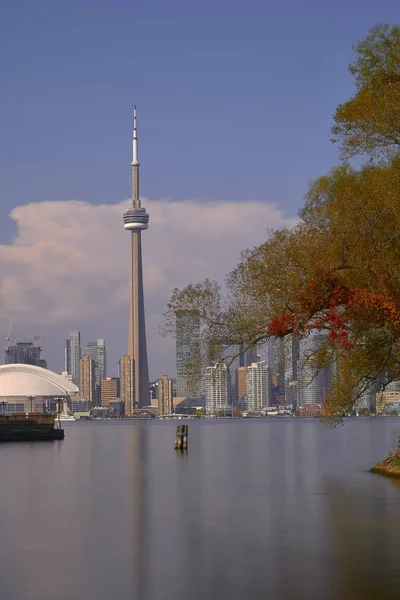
[0,198,297,378]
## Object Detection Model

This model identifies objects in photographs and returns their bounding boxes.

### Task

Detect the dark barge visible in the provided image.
[0,413,64,442]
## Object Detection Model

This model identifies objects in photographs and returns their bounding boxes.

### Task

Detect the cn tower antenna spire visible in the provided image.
[131,104,140,207]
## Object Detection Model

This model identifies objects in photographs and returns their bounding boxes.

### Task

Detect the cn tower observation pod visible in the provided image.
[123,207,149,230]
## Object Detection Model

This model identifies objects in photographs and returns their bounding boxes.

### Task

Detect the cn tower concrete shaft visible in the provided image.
[123,106,150,409]
[128,230,149,408]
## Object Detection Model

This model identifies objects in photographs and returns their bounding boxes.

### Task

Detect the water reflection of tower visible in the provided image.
[123,106,150,408]
[128,423,149,597]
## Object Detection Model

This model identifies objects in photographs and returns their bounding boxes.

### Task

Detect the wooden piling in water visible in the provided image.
[174,424,188,450]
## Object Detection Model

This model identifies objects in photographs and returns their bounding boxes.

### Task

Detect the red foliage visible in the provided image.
[267,269,400,350]
[267,313,296,337]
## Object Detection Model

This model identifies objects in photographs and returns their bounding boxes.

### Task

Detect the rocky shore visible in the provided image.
[370,454,400,478]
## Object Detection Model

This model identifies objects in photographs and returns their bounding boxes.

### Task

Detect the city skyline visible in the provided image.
[2,3,399,378]
[2,325,371,411]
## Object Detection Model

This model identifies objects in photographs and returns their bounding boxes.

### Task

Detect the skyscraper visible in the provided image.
[85,339,107,395]
[119,354,135,416]
[267,337,285,404]
[245,360,269,412]
[158,375,173,416]
[176,312,201,397]
[5,342,47,369]
[101,377,119,407]
[278,335,300,408]
[206,363,229,414]
[123,105,150,409]
[297,335,333,407]
[237,366,247,404]
[65,331,81,387]
[220,343,257,407]
[79,355,96,406]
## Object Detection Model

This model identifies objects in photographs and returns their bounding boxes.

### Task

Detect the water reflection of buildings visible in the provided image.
[326,479,400,600]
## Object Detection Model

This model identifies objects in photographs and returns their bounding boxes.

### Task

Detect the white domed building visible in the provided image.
[0,364,79,413]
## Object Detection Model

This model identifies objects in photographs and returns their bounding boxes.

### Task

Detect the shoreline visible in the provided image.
[370,455,400,478]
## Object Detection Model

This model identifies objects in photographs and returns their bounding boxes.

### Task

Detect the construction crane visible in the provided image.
[5,320,12,346]
[23,335,46,346]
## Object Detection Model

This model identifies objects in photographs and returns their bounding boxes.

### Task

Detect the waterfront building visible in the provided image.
[123,105,150,408]
[176,311,201,397]
[85,339,107,397]
[119,354,135,417]
[158,375,173,416]
[0,364,78,413]
[375,390,400,413]
[150,381,158,400]
[108,400,125,417]
[101,377,119,407]
[175,396,205,415]
[71,399,90,413]
[206,363,229,414]
[79,355,96,406]
[65,331,81,387]
[385,380,400,392]
[5,342,47,369]
[245,360,269,412]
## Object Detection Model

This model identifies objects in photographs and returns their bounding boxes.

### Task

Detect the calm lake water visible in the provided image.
[0,418,399,600]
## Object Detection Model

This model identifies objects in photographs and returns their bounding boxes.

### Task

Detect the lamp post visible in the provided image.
[54,397,62,429]
[27,395,36,415]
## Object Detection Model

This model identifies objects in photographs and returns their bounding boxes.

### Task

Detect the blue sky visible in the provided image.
[0,0,399,376]
[1,0,399,232]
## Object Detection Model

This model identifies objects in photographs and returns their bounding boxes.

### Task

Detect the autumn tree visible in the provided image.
[332,24,400,161]
[166,24,400,422]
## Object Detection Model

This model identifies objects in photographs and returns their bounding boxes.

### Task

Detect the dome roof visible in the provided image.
[0,364,79,397]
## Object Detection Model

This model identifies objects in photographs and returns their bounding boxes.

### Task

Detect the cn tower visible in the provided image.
[123,106,150,408]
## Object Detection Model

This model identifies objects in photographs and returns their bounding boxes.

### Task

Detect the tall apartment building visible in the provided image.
[237,366,247,404]
[5,342,47,369]
[176,312,201,397]
[79,355,96,406]
[246,360,269,412]
[85,339,106,397]
[206,363,229,414]
[266,336,300,407]
[101,377,119,407]
[158,375,173,416]
[267,337,285,404]
[221,344,241,407]
[65,331,81,387]
[119,354,135,416]
[283,335,300,408]
[297,335,333,407]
